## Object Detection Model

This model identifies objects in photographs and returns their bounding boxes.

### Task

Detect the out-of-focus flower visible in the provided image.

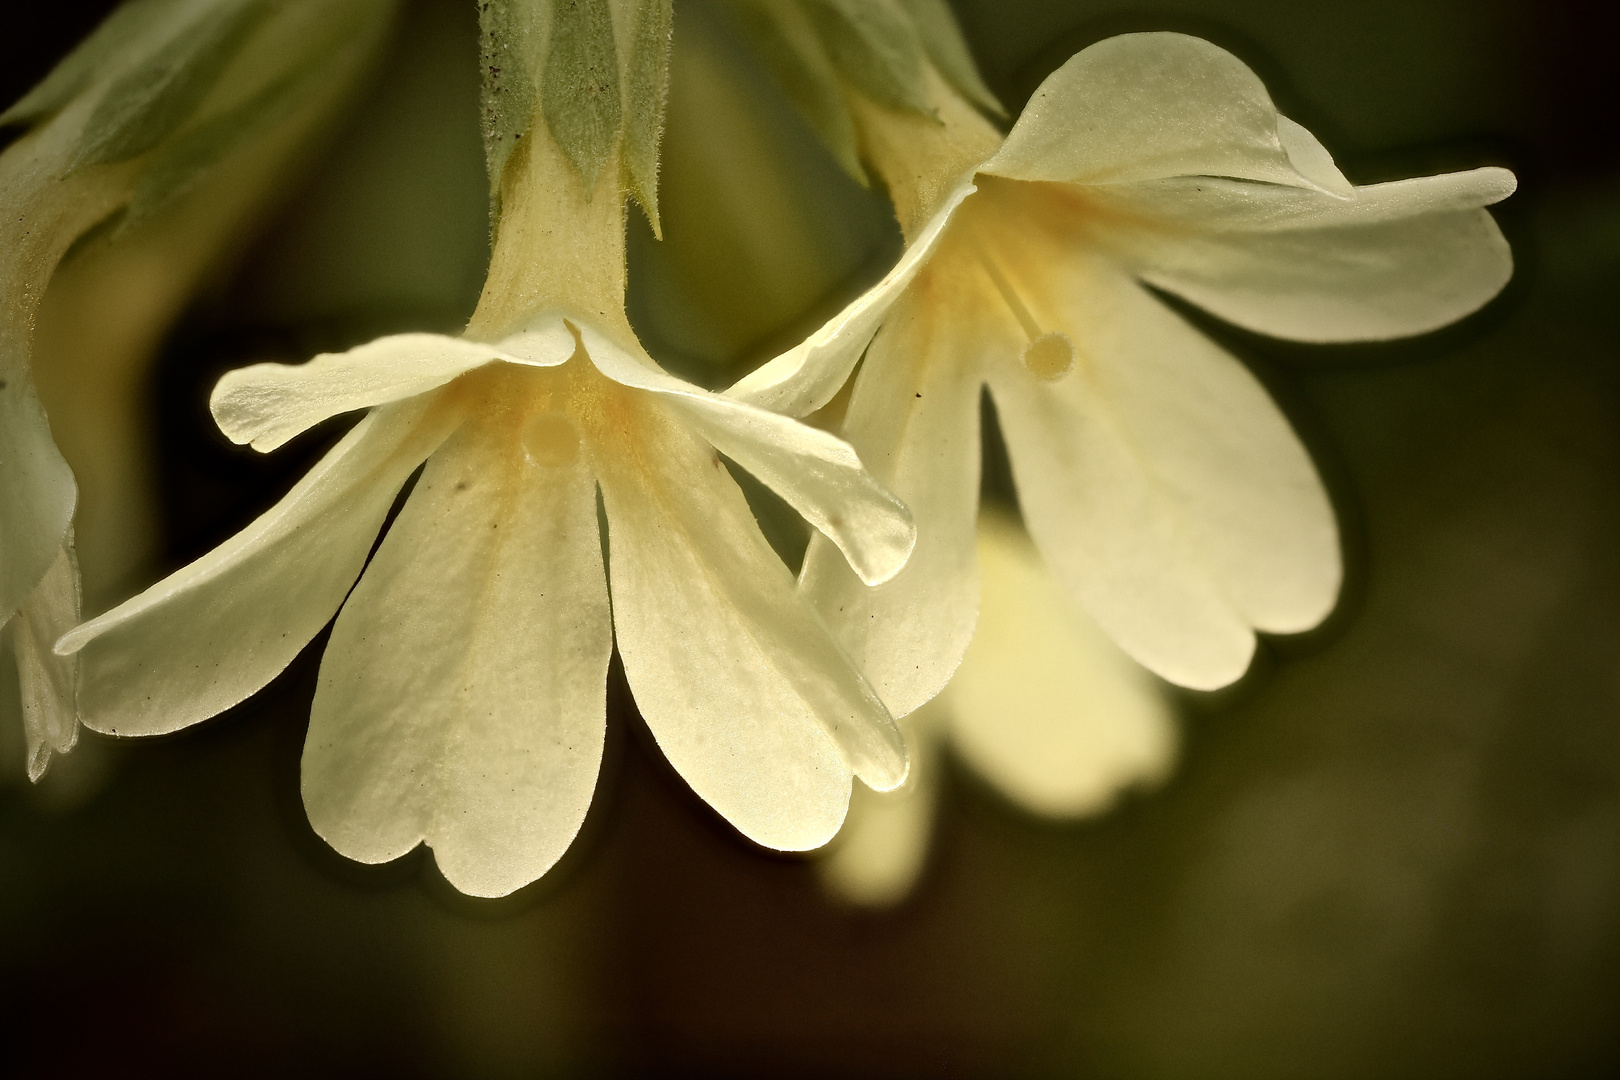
[819,509,1174,906]
[1,0,398,780]
[732,31,1517,718]
[58,0,915,898]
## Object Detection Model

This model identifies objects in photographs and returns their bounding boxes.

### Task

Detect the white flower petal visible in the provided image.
[1098,169,1517,341]
[0,374,77,617]
[597,401,904,849]
[984,33,1346,194]
[211,319,573,452]
[303,412,610,899]
[579,324,915,586]
[946,513,1176,817]
[817,706,943,908]
[725,179,978,417]
[59,397,459,736]
[988,255,1338,689]
[12,540,80,781]
[799,287,988,719]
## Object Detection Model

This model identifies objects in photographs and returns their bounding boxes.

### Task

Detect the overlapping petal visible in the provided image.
[596,397,903,850]
[798,282,989,718]
[11,542,81,781]
[1083,169,1517,341]
[580,324,916,587]
[58,396,460,736]
[947,513,1175,816]
[303,408,609,898]
[725,178,977,418]
[983,33,1351,195]
[211,318,574,452]
[987,252,1338,688]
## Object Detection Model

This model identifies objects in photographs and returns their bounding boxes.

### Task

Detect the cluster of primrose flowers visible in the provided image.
[1,0,1513,902]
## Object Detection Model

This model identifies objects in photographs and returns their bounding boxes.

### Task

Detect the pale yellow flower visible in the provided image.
[732,32,1515,716]
[58,123,915,898]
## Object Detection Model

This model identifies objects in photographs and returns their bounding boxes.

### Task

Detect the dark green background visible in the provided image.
[3,1,1616,1075]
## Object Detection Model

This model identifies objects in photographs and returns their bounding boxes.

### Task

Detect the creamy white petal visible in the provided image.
[579,324,915,586]
[817,705,943,908]
[988,254,1338,689]
[13,540,80,781]
[0,373,76,618]
[799,286,988,719]
[725,179,978,417]
[597,400,903,849]
[984,33,1349,195]
[1087,168,1517,341]
[303,411,610,898]
[946,513,1176,817]
[59,397,460,736]
[211,318,574,452]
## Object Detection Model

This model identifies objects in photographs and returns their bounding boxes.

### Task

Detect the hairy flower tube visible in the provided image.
[57,75,916,897]
[1,0,397,780]
[732,31,1517,717]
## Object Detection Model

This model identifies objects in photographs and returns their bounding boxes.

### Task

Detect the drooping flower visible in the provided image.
[818,510,1174,907]
[1,0,398,780]
[731,31,1517,716]
[56,21,916,896]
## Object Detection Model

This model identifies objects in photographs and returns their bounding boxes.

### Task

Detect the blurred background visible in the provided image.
[3,0,1618,1075]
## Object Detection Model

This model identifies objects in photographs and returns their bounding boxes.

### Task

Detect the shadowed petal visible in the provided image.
[58,397,459,736]
[0,376,76,618]
[304,409,610,899]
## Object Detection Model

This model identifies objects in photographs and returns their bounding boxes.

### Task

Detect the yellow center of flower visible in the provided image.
[522,411,581,467]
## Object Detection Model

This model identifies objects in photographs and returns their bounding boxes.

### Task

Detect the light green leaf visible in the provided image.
[801,0,932,117]
[897,0,1004,116]
[479,0,539,202]
[624,0,672,235]
[0,0,179,129]
[542,0,623,192]
[71,0,277,170]
[716,0,866,184]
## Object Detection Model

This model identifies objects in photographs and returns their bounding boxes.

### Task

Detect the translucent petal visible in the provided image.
[799,285,988,718]
[13,540,80,781]
[988,254,1338,689]
[304,412,610,898]
[597,400,902,848]
[1096,169,1518,341]
[817,704,943,907]
[725,178,977,417]
[946,513,1176,816]
[211,319,573,452]
[984,33,1347,194]
[59,397,459,736]
[579,324,915,586]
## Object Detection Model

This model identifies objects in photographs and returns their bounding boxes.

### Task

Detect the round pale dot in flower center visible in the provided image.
[522,411,580,467]
[1023,332,1074,381]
